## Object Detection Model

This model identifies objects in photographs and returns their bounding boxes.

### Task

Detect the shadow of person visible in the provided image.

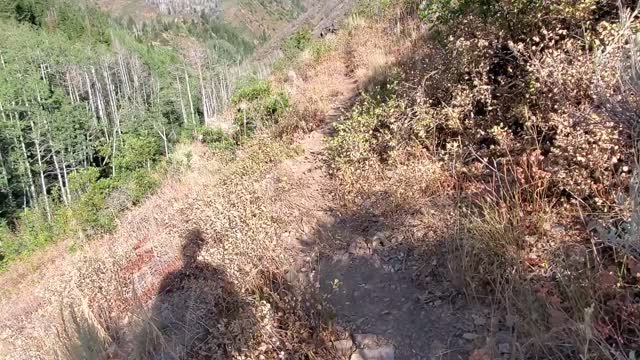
[134,229,255,360]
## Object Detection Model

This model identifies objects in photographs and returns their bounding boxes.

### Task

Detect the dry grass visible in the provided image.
[0,136,332,359]
[324,0,640,358]
[5,1,640,359]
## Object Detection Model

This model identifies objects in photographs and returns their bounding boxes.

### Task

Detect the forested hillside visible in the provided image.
[0,0,275,267]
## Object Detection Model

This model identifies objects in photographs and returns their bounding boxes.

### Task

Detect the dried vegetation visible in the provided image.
[3,1,640,359]
[327,0,640,358]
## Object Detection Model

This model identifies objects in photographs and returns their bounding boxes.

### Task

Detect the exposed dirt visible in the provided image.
[273,60,484,359]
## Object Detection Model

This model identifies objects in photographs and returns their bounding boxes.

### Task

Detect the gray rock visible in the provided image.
[462,333,479,341]
[498,342,511,354]
[350,345,395,360]
[333,339,355,358]
[429,340,446,360]
[495,330,512,343]
[472,314,486,326]
[353,334,384,348]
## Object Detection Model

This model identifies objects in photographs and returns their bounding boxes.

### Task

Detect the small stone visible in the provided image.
[353,334,383,348]
[350,345,395,360]
[333,251,350,264]
[287,70,299,83]
[332,339,354,358]
[462,333,479,341]
[495,331,512,343]
[504,314,516,328]
[498,343,511,354]
[472,315,486,326]
[429,340,446,360]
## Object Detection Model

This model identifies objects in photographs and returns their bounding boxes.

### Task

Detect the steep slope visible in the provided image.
[3,1,639,359]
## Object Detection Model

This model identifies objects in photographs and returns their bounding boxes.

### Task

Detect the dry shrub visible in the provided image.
[328,0,640,357]
[53,302,114,360]
[246,270,336,359]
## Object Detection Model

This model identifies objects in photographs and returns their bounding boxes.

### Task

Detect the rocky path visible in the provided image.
[278,67,494,360]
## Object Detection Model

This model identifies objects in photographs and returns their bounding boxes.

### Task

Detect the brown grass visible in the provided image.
[4,1,640,359]
[0,137,331,359]
[324,1,640,358]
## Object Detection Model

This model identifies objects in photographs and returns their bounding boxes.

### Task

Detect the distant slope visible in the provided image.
[96,0,313,40]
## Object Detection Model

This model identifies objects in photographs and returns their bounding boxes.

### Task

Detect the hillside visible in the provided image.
[2,0,640,359]
[97,0,312,40]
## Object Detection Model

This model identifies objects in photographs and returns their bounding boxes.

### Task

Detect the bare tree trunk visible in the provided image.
[184,67,196,125]
[92,66,110,141]
[176,73,188,125]
[11,112,37,209]
[104,62,122,138]
[111,127,117,176]
[0,150,13,205]
[30,117,52,222]
[198,64,209,125]
[84,70,98,127]
[51,149,68,205]
[157,125,169,159]
[43,118,68,206]
[61,152,71,202]
[118,53,131,98]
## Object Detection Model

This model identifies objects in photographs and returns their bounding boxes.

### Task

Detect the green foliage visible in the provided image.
[114,135,162,173]
[419,0,545,34]
[117,169,160,204]
[0,206,56,268]
[232,79,290,138]
[0,0,280,270]
[330,82,405,169]
[197,126,236,151]
[353,0,392,18]
[282,28,312,60]
[308,38,336,61]
[232,79,272,104]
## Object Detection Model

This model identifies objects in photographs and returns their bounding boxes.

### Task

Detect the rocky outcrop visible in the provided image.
[145,0,221,16]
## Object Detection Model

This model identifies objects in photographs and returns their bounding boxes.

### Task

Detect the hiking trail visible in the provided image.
[278,60,487,360]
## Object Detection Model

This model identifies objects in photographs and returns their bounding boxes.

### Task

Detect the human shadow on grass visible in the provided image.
[133,229,256,360]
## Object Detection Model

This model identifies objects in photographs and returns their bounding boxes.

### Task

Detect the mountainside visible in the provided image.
[96,0,312,41]
[2,0,640,359]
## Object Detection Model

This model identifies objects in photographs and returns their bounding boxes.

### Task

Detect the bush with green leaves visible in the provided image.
[281,28,312,60]
[114,135,163,173]
[232,79,290,138]
[197,126,236,151]
[330,82,407,170]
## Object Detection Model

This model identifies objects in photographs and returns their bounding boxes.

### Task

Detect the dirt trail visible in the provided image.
[276,62,483,360]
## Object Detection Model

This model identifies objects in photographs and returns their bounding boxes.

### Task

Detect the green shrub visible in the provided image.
[115,134,162,172]
[118,170,160,204]
[70,177,117,235]
[282,28,312,60]
[308,38,335,61]
[0,207,57,267]
[353,0,392,18]
[0,220,15,265]
[330,82,405,170]
[231,79,290,139]
[232,79,272,104]
[197,126,236,151]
